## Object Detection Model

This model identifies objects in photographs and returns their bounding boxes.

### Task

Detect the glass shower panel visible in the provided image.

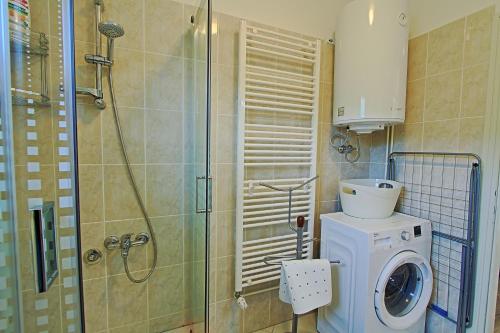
[72,0,211,331]
[2,0,83,332]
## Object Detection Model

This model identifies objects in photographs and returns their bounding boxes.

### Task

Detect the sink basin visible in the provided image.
[339,179,402,219]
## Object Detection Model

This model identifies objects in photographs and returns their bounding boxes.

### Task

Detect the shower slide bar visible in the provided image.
[235,20,321,301]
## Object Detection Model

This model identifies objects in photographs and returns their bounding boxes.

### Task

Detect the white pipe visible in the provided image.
[247,46,315,63]
[243,237,311,252]
[244,156,312,161]
[244,195,310,204]
[245,150,312,155]
[243,200,310,211]
[244,143,312,149]
[246,98,313,110]
[384,127,390,179]
[244,162,312,167]
[243,217,309,229]
[242,232,310,245]
[246,78,314,92]
[247,64,314,79]
[243,204,310,217]
[244,130,312,137]
[247,24,314,45]
[245,123,312,131]
[246,85,314,98]
[246,92,314,104]
[245,137,312,143]
[245,105,312,116]
[246,33,316,52]
[243,212,310,223]
[247,71,314,85]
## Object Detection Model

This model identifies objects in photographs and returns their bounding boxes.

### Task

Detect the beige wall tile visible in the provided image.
[218,65,238,115]
[149,312,188,332]
[216,163,236,211]
[407,34,428,81]
[107,274,148,328]
[79,165,104,223]
[216,115,237,163]
[464,6,494,67]
[113,47,145,108]
[427,19,465,76]
[459,117,485,154]
[424,70,461,121]
[422,120,459,152]
[64,0,94,42]
[461,62,490,117]
[320,82,333,125]
[319,163,340,202]
[218,14,240,66]
[146,164,183,216]
[103,107,145,164]
[103,0,145,51]
[145,53,183,110]
[215,300,243,333]
[148,265,185,318]
[145,109,183,163]
[216,211,236,257]
[103,164,145,221]
[215,256,235,302]
[83,278,108,333]
[150,216,184,267]
[405,79,425,123]
[145,0,184,56]
[394,123,423,152]
[243,291,271,332]
[320,42,334,84]
[76,103,102,164]
[81,223,106,280]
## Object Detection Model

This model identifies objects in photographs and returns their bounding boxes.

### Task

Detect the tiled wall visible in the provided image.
[370,6,495,178]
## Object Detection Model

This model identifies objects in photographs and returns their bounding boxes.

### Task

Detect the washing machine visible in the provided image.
[317,212,433,333]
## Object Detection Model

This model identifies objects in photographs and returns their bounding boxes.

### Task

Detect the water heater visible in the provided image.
[333,0,409,134]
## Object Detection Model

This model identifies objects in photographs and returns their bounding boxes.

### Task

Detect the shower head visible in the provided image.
[98,21,124,63]
[98,21,125,39]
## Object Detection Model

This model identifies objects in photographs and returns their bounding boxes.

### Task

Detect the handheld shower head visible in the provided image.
[98,21,124,63]
[98,21,125,39]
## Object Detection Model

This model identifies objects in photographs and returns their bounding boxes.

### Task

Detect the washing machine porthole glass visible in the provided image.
[384,263,424,317]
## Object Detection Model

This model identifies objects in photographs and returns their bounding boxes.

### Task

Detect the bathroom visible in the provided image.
[1,0,500,332]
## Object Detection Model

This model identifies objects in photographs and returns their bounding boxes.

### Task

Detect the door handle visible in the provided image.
[196,176,213,213]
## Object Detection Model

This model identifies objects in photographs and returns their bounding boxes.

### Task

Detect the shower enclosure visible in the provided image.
[0,0,212,332]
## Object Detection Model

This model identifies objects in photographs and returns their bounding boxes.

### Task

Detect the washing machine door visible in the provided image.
[374,251,433,330]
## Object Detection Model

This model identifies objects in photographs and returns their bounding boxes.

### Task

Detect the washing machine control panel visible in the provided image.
[401,231,411,241]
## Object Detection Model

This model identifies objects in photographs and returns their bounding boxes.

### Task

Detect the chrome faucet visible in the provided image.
[104,232,150,258]
[120,233,133,258]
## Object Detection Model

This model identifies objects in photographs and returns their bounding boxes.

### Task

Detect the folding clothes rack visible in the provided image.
[234,20,321,297]
[388,152,481,333]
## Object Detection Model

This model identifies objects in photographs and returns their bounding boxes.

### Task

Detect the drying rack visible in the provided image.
[387,152,481,333]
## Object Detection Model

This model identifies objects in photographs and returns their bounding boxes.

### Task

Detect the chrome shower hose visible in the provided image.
[107,68,158,283]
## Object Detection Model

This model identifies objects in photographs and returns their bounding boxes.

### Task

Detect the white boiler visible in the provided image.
[333,0,409,134]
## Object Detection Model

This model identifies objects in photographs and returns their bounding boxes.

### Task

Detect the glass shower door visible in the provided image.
[0,0,82,332]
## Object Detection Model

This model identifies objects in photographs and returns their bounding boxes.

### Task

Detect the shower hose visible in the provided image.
[107,68,158,283]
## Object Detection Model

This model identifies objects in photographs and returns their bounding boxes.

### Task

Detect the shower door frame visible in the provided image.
[0,0,86,331]
[0,1,23,331]
[204,0,213,331]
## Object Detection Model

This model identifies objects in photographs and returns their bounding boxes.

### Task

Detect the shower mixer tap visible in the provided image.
[104,233,150,257]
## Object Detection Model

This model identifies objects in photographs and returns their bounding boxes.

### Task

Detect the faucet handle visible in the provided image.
[104,235,120,250]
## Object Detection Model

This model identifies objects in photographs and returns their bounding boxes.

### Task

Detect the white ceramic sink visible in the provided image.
[339,179,402,219]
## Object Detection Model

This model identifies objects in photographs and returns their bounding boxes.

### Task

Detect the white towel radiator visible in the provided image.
[234,20,321,297]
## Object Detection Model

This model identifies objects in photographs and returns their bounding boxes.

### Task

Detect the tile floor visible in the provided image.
[164,312,317,333]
